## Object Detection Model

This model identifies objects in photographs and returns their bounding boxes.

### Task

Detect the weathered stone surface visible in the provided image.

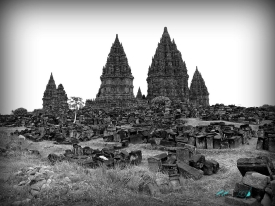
[224,196,261,206]
[237,157,272,177]
[177,161,203,180]
[260,193,272,206]
[242,172,269,190]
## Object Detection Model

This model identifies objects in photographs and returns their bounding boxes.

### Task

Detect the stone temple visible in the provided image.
[42,73,68,110]
[146,27,190,103]
[87,34,136,109]
[189,67,209,106]
[85,27,210,108]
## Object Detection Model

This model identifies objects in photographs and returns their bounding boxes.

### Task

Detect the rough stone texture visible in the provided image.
[189,67,209,107]
[260,193,272,206]
[87,34,136,109]
[146,27,190,103]
[225,196,261,206]
[177,161,203,180]
[42,73,68,110]
[242,172,269,190]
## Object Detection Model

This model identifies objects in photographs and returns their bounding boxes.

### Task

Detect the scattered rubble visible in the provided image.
[48,144,142,169]
[225,156,275,206]
[147,144,219,181]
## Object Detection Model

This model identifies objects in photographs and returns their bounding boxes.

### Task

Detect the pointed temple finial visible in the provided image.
[164,27,168,33]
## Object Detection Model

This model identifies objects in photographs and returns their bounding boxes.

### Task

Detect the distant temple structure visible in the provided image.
[86,34,136,109]
[146,27,190,103]
[85,27,210,109]
[42,73,68,110]
[189,67,209,106]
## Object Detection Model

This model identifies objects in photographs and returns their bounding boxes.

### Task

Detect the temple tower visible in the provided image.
[146,27,189,103]
[94,34,136,109]
[136,87,143,99]
[189,67,209,106]
[42,73,68,110]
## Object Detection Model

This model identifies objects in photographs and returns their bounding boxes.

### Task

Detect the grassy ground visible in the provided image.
[0,120,274,206]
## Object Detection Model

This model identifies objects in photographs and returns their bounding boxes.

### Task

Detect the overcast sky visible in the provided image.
[0,0,275,114]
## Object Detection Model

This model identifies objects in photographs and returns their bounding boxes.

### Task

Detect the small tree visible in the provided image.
[68,97,84,123]
[12,107,28,116]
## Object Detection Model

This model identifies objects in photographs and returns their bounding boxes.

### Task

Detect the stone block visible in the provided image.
[206,135,213,149]
[237,158,271,177]
[263,138,269,150]
[256,138,264,150]
[176,147,190,164]
[148,153,167,173]
[209,159,219,173]
[213,136,221,149]
[177,161,203,180]
[203,160,213,175]
[160,139,176,147]
[228,136,242,149]
[195,135,206,149]
[260,193,272,206]
[268,134,275,153]
[220,140,229,149]
[162,164,178,176]
[242,172,269,190]
[129,134,143,144]
[187,136,196,146]
[225,196,261,206]
[189,154,205,170]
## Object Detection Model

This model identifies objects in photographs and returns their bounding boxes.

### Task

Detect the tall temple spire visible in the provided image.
[190,67,209,106]
[136,87,142,99]
[94,34,136,109]
[146,27,189,103]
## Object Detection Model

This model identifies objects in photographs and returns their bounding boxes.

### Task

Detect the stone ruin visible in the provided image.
[223,156,275,206]
[83,27,210,110]
[147,145,220,183]
[256,121,275,153]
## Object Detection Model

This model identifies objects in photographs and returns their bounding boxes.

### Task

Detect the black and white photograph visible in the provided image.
[0,0,275,205]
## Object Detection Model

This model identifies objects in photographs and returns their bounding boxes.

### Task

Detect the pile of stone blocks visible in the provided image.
[225,156,275,206]
[147,143,219,182]
[48,144,142,169]
[256,123,275,153]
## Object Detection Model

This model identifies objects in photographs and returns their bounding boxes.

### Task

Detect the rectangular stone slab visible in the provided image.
[242,172,269,190]
[206,135,213,149]
[177,161,203,180]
